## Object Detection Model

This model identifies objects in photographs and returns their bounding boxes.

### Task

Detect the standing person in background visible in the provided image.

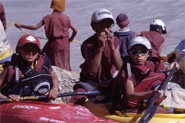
[14,0,77,71]
[114,13,135,61]
[0,2,6,30]
[0,20,12,73]
[70,8,122,105]
[136,19,167,58]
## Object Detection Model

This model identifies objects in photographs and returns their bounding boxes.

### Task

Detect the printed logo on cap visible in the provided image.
[98,11,111,16]
[135,37,144,42]
[26,36,36,42]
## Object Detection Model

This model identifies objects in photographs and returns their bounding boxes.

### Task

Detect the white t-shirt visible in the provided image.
[0,20,11,54]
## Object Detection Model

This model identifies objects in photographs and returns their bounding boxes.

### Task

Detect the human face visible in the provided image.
[93,19,113,33]
[18,43,39,64]
[129,45,150,65]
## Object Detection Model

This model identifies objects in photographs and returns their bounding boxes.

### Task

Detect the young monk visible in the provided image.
[0,34,59,101]
[114,12,135,61]
[14,0,77,71]
[111,36,179,112]
[136,19,167,58]
[70,8,122,105]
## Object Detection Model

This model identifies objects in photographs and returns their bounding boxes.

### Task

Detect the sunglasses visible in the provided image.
[130,49,149,56]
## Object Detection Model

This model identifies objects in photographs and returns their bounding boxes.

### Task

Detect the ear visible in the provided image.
[91,22,97,31]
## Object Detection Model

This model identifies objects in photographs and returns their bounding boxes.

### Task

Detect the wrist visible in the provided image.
[52,87,58,92]
[110,47,116,52]
[96,47,104,52]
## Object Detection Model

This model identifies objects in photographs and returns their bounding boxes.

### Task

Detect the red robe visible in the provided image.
[42,11,71,71]
[141,31,164,58]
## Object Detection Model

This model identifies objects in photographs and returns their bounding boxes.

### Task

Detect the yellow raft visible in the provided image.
[84,101,185,123]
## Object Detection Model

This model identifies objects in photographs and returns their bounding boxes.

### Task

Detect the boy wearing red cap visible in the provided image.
[114,13,135,61]
[14,0,77,71]
[0,34,59,102]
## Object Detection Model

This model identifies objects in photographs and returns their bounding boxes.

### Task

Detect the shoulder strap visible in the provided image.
[11,53,21,84]
[42,53,51,71]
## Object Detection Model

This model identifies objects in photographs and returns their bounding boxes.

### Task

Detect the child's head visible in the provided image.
[128,36,151,65]
[91,8,114,33]
[16,34,41,63]
[50,0,65,12]
[116,13,130,28]
[150,19,167,34]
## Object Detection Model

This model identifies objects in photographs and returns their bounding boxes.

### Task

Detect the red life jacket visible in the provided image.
[111,58,165,111]
[1,54,52,98]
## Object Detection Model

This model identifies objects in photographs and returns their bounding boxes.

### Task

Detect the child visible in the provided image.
[70,8,122,105]
[111,36,179,112]
[0,20,12,73]
[136,19,167,58]
[14,0,77,71]
[0,34,59,102]
[114,13,135,61]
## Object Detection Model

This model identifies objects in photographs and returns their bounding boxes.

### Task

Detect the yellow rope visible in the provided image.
[6,22,83,44]
[19,28,30,34]
[73,40,82,44]
[6,22,15,28]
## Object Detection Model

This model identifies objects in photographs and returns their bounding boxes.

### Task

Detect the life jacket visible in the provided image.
[1,53,53,97]
[111,58,165,111]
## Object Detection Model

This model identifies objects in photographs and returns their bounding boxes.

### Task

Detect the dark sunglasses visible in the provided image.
[130,49,149,56]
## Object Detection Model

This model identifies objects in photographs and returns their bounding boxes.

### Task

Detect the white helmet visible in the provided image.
[150,19,167,34]
[128,36,152,50]
[91,8,114,24]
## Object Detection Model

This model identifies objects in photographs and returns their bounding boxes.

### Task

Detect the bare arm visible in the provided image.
[69,23,77,42]
[105,29,122,70]
[111,42,122,70]
[163,62,180,73]
[124,79,163,101]
[14,21,44,30]
[84,32,105,73]
[46,71,59,100]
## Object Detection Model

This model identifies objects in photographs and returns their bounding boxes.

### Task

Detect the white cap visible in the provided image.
[150,19,167,34]
[128,36,152,50]
[91,8,114,24]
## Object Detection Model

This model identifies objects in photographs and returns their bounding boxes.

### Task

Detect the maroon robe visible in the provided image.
[141,31,164,58]
[42,11,71,71]
[80,34,119,82]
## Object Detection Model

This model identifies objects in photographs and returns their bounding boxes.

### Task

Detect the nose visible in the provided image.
[137,53,143,56]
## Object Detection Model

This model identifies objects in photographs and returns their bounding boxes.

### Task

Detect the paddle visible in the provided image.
[138,39,185,123]
[0,90,100,103]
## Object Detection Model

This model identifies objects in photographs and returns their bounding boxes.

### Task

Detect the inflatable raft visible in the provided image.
[84,101,185,123]
[1,100,185,123]
[0,101,116,123]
